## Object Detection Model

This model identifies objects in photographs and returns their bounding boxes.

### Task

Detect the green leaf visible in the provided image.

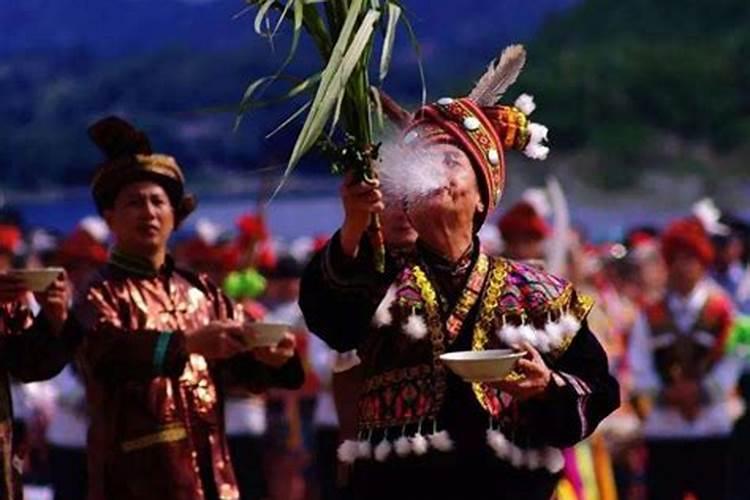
[266,100,313,138]
[235,75,278,130]
[254,0,276,35]
[329,92,345,136]
[297,8,380,156]
[271,0,295,39]
[370,85,384,132]
[249,72,323,110]
[289,0,364,151]
[394,2,427,106]
[301,3,333,58]
[273,3,380,199]
[379,2,401,82]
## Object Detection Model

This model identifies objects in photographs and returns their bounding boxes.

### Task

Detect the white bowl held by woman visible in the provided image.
[439,349,526,382]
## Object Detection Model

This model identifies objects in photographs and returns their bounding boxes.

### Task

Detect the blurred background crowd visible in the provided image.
[3,0,750,498]
[1,191,749,499]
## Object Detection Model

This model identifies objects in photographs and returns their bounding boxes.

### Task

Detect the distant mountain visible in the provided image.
[0,0,578,59]
[0,0,580,190]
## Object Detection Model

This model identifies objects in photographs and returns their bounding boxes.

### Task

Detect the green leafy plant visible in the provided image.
[237,0,425,271]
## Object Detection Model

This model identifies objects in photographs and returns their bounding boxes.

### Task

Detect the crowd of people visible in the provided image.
[1,49,750,500]
[3,174,750,500]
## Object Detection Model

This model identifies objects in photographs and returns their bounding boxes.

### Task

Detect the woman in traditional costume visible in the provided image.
[299,46,619,500]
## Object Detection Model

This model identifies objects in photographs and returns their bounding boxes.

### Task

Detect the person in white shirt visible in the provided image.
[629,217,740,500]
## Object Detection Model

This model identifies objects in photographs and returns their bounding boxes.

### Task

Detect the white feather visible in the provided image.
[373,285,398,327]
[394,436,412,457]
[374,438,392,462]
[403,313,428,340]
[514,93,536,115]
[428,430,454,452]
[468,45,527,106]
[524,123,549,160]
[337,440,359,464]
[357,439,372,459]
[411,433,429,455]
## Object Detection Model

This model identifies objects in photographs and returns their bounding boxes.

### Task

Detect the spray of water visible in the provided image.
[376,137,451,206]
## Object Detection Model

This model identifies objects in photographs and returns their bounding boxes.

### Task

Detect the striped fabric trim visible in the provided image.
[121,424,187,453]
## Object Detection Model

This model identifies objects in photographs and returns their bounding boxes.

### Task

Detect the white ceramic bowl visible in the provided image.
[7,268,64,292]
[243,322,290,348]
[439,349,525,382]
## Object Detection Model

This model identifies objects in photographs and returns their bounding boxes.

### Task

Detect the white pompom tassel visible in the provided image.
[357,439,372,459]
[514,93,536,116]
[517,324,537,345]
[486,429,510,459]
[543,448,565,473]
[524,123,549,160]
[428,430,454,452]
[411,433,429,455]
[374,438,392,462]
[337,440,359,464]
[403,313,428,341]
[534,331,551,353]
[509,445,525,468]
[560,313,581,335]
[394,436,412,457]
[499,324,521,347]
[373,286,397,327]
[544,320,564,350]
[525,449,541,470]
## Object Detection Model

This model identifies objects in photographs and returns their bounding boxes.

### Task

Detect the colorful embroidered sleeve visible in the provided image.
[495,261,595,358]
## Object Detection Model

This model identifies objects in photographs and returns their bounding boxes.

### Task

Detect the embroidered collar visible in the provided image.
[109,248,174,278]
[418,239,475,278]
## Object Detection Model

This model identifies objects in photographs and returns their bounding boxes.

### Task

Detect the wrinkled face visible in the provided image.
[104,181,175,257]
[668,249,705,294]
[406,144,483,237]
[381,201,418,250]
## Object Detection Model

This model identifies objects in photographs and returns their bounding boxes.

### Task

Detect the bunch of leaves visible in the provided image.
[236,0,425,197]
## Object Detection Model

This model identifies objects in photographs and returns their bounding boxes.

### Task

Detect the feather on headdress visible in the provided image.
[468,45,527,106]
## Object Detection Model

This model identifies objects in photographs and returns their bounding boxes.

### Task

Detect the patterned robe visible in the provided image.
[300,235,619,500]
[0,301,72,500]
[72,252,304,500]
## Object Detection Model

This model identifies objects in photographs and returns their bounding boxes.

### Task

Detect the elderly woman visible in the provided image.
[299,46,619,500]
